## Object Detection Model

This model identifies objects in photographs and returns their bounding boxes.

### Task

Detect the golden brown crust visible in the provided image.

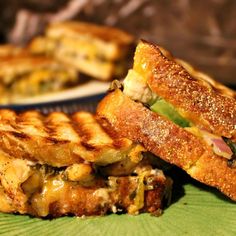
[133,41,236,141]
[0,110,134,167]
[96,90,236,200]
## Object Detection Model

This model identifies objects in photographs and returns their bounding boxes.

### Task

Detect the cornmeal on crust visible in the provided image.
[133,41,236,141]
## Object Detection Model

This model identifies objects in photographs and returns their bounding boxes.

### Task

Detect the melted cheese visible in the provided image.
[31,176,68,217]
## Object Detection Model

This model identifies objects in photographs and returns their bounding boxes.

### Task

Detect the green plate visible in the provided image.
[0,178,235,236]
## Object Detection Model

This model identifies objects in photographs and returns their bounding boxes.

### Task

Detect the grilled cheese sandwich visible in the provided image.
[97,40,236,201]
[0,110,172,217]
[29,21,135,81]
[0,54,78,104]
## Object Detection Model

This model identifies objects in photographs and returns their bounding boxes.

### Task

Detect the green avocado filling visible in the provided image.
[223,138,236,155]
[150,98,191,128]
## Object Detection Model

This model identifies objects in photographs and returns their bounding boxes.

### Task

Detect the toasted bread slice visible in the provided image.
[132,41,236,141]
[0,110,144,167]
[97,89,236,201]
[0,149,172,217]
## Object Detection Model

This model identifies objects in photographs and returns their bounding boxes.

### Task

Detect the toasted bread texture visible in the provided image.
[97,89,236,201]
[0,110,142,167]
[132,41,236,141]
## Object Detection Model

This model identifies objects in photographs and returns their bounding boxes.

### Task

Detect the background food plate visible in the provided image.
[4,80,110,106]
[0,81,109,113]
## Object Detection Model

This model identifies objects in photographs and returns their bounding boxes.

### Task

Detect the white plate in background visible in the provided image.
[11,80,110,105]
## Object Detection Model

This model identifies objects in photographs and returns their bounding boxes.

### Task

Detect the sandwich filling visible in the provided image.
[0,57,78,104]
[123,69,236,166]
[0,149,172,217]
[30,37,130,81]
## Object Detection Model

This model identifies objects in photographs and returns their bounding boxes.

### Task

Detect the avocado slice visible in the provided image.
[223,138,236,154]
[150,98,190,128]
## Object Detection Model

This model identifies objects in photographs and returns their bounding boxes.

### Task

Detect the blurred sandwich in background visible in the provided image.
[0,53,78,104]
[29,21,135,81]
[0,44,27,57]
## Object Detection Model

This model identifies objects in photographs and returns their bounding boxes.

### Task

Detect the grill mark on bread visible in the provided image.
[45,112,80,142]
[80,141,97,151]
[44,137,70,145]
[0,109,135,167]
[72,112,95,143]
[9,131,29,139]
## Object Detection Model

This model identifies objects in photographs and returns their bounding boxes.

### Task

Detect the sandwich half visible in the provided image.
[29,21,135,81]
[0,54,78,104]
[97,40,236,201]
[0,110,172,217]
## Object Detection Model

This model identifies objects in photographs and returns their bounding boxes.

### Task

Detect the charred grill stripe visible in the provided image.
[72,112,95,142]
[94,115,126,150]
[0,109,135,166]
[9,131,29,139]
[44,137,70,145]
[44,112,80,142]
[80,141,98,151]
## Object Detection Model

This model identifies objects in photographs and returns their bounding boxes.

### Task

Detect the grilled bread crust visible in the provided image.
[96,89,236,201]
[46,21,134,50]
[0,172,170,217]
[133,41,236,141]
[0,110,134,167]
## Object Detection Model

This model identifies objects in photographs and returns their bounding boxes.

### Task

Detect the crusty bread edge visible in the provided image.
[96,89,236,201]
[132,40,236,141]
